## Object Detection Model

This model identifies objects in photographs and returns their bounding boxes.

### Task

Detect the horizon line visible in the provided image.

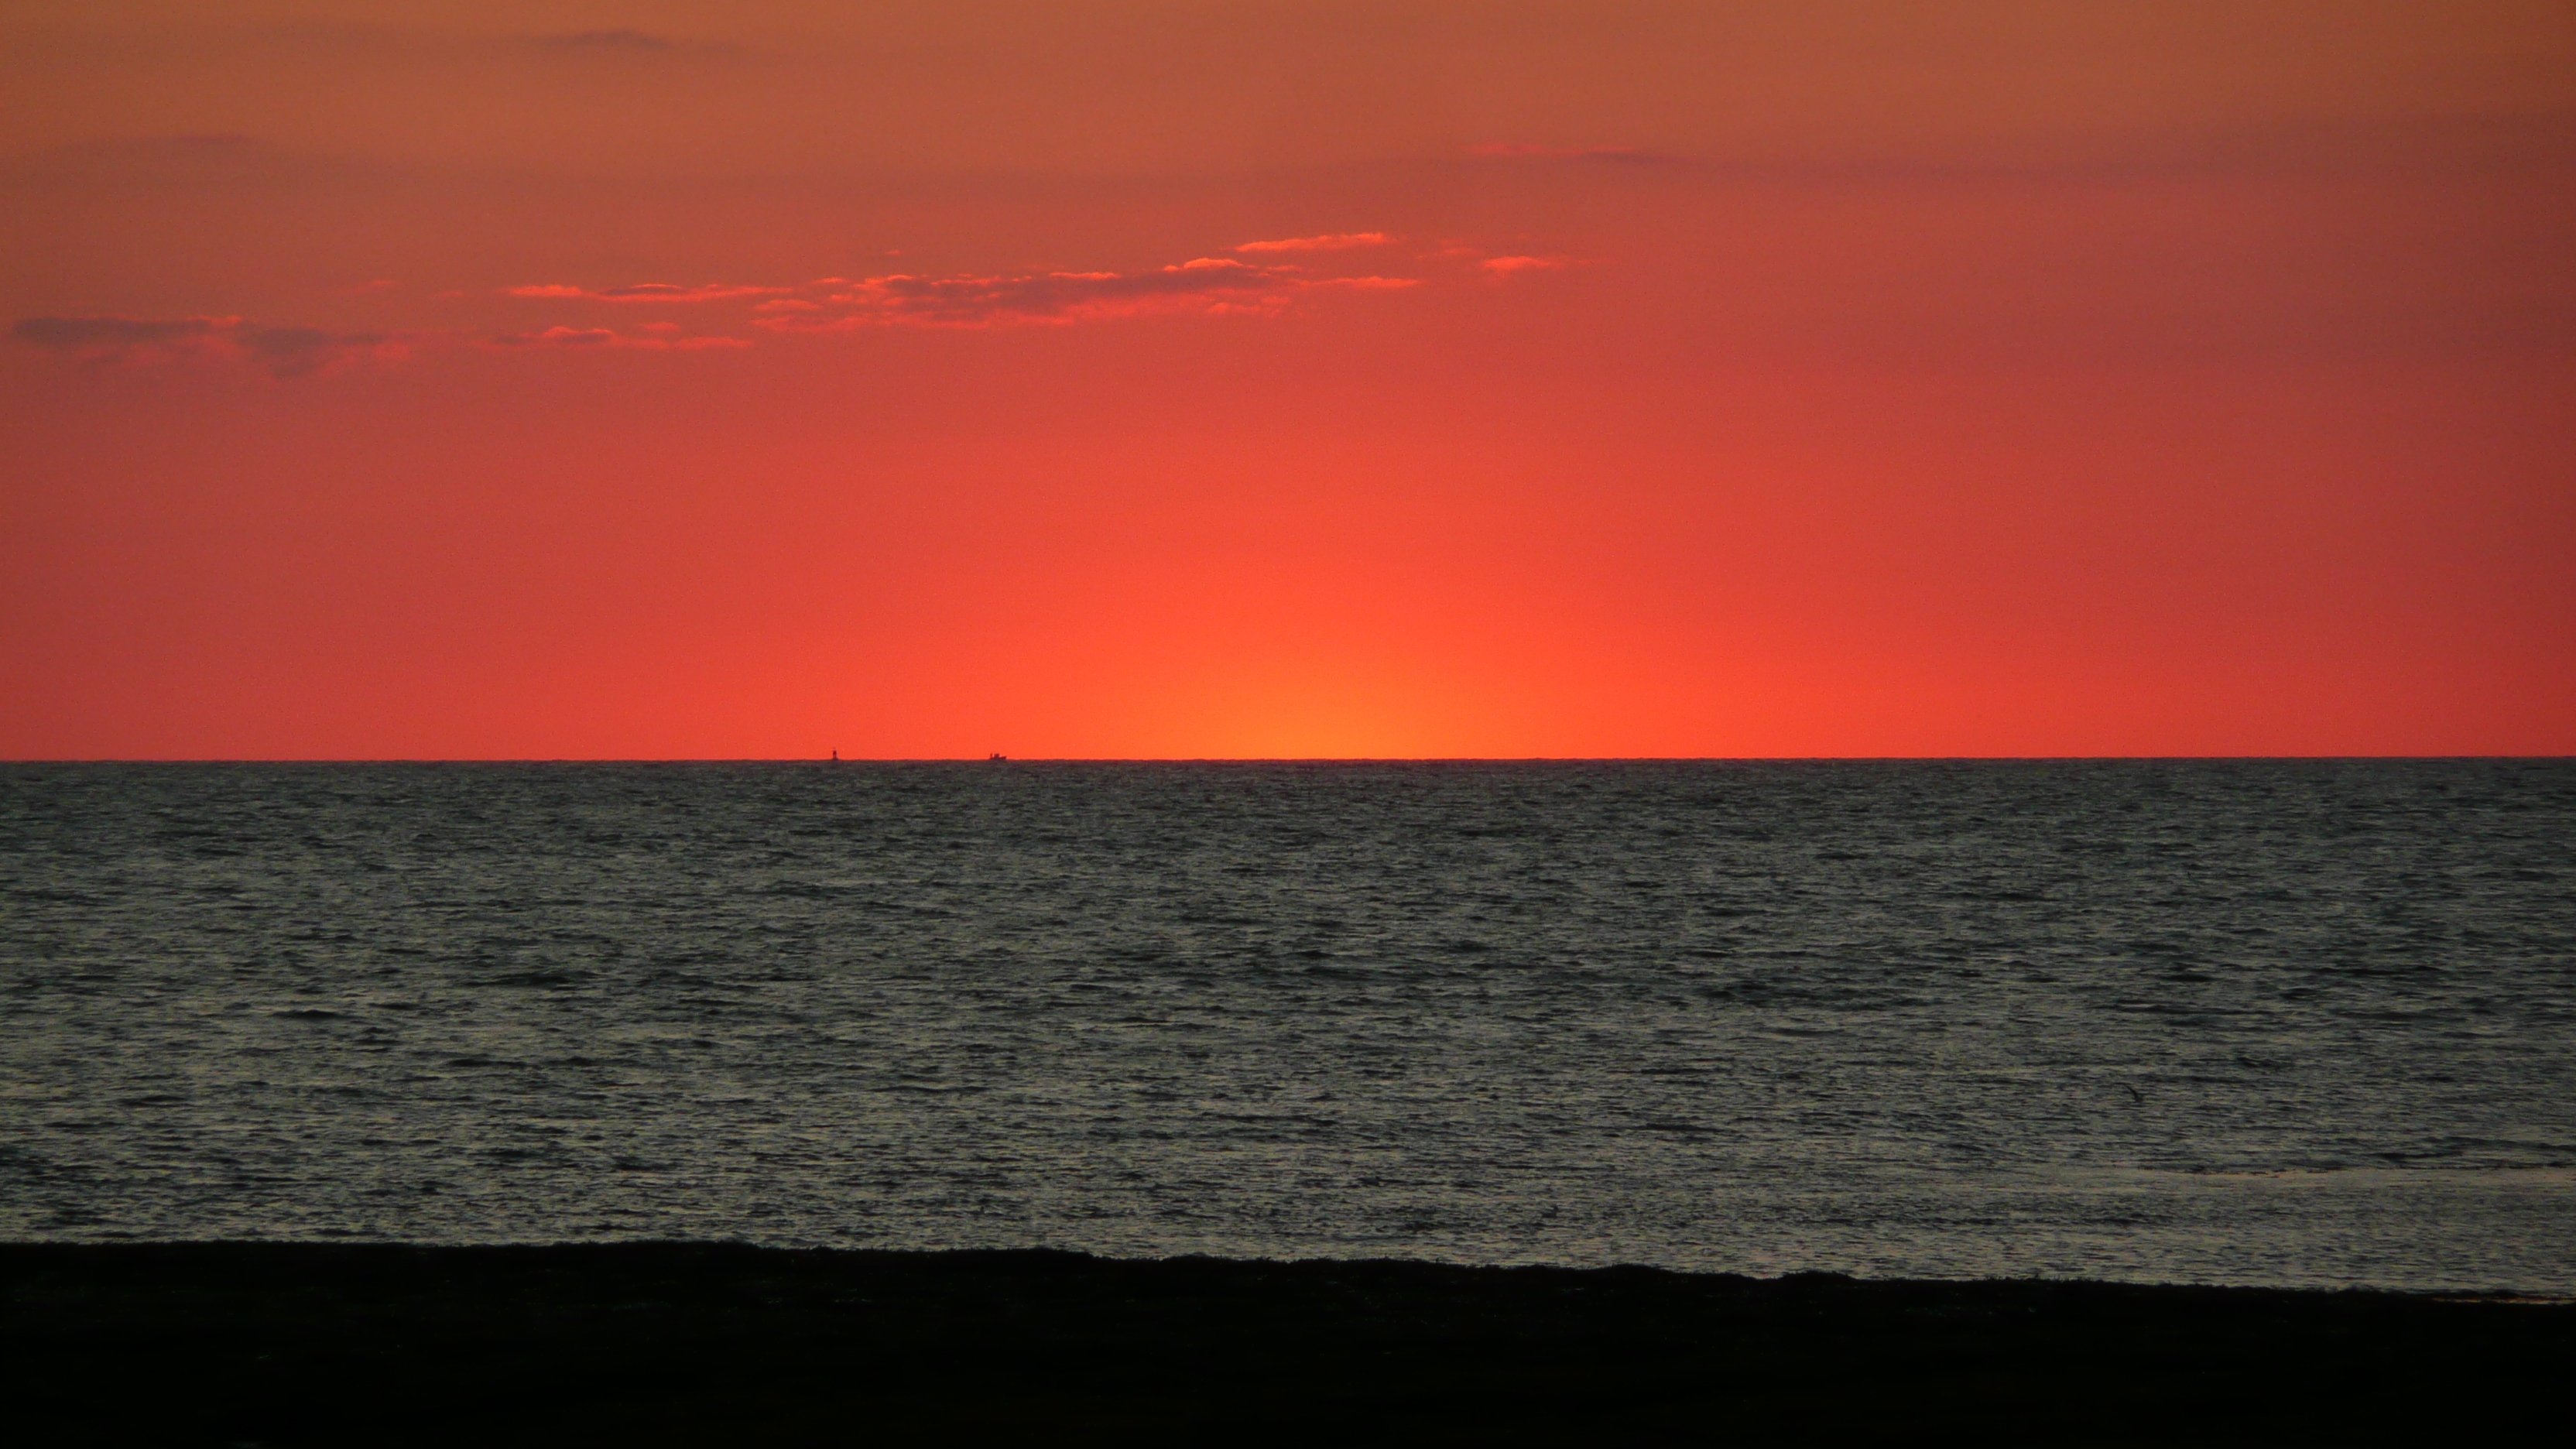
[6,755,2569,766]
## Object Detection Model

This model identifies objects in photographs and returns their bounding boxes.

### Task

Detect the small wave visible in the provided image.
[473,969,596,988]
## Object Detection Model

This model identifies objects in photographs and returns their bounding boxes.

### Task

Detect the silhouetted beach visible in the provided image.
[7,1242,2566,1444]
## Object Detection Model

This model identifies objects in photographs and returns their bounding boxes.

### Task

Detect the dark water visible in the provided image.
[3,761,2571,1290]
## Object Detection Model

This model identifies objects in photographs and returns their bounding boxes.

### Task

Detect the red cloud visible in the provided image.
[1481,255,1568,276]
[755,245,1447,331]
[502,283,788,303]
[491,325,749,350]
[769,259,1309,330]
[1234,232,1392,253]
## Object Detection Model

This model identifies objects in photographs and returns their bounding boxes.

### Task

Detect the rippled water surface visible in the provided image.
[3,761,2571,1290]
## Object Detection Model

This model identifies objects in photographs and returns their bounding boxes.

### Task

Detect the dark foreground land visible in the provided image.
[5,1243,2568,1445]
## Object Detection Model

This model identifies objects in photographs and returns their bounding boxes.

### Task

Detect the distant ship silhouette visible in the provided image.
[989,752,1008,762]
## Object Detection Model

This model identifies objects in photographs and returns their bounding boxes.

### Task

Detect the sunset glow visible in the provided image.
[5,2,2572,758]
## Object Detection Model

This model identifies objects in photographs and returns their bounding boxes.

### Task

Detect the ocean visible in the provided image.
[2,760,2569,1290]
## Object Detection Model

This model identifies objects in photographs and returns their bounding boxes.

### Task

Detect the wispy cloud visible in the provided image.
[11,314,398,378]
[12,316,231,352]
[1480,255,1569,276]
[1234,233,1392,253]
[746,244,1452,330]
[489,325,748,351]
[502,283,789,303]
[518,29,742,60]
[233,323,399,377]
[17,234,1447,374]
[768,259,1310,330]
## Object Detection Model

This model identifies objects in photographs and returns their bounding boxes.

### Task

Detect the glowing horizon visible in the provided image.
[5,3,2572,760]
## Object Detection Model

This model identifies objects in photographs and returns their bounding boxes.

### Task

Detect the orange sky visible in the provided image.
[5,2,2572,758]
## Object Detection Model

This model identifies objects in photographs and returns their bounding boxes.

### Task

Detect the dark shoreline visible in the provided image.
[8,1243,2569,1444]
